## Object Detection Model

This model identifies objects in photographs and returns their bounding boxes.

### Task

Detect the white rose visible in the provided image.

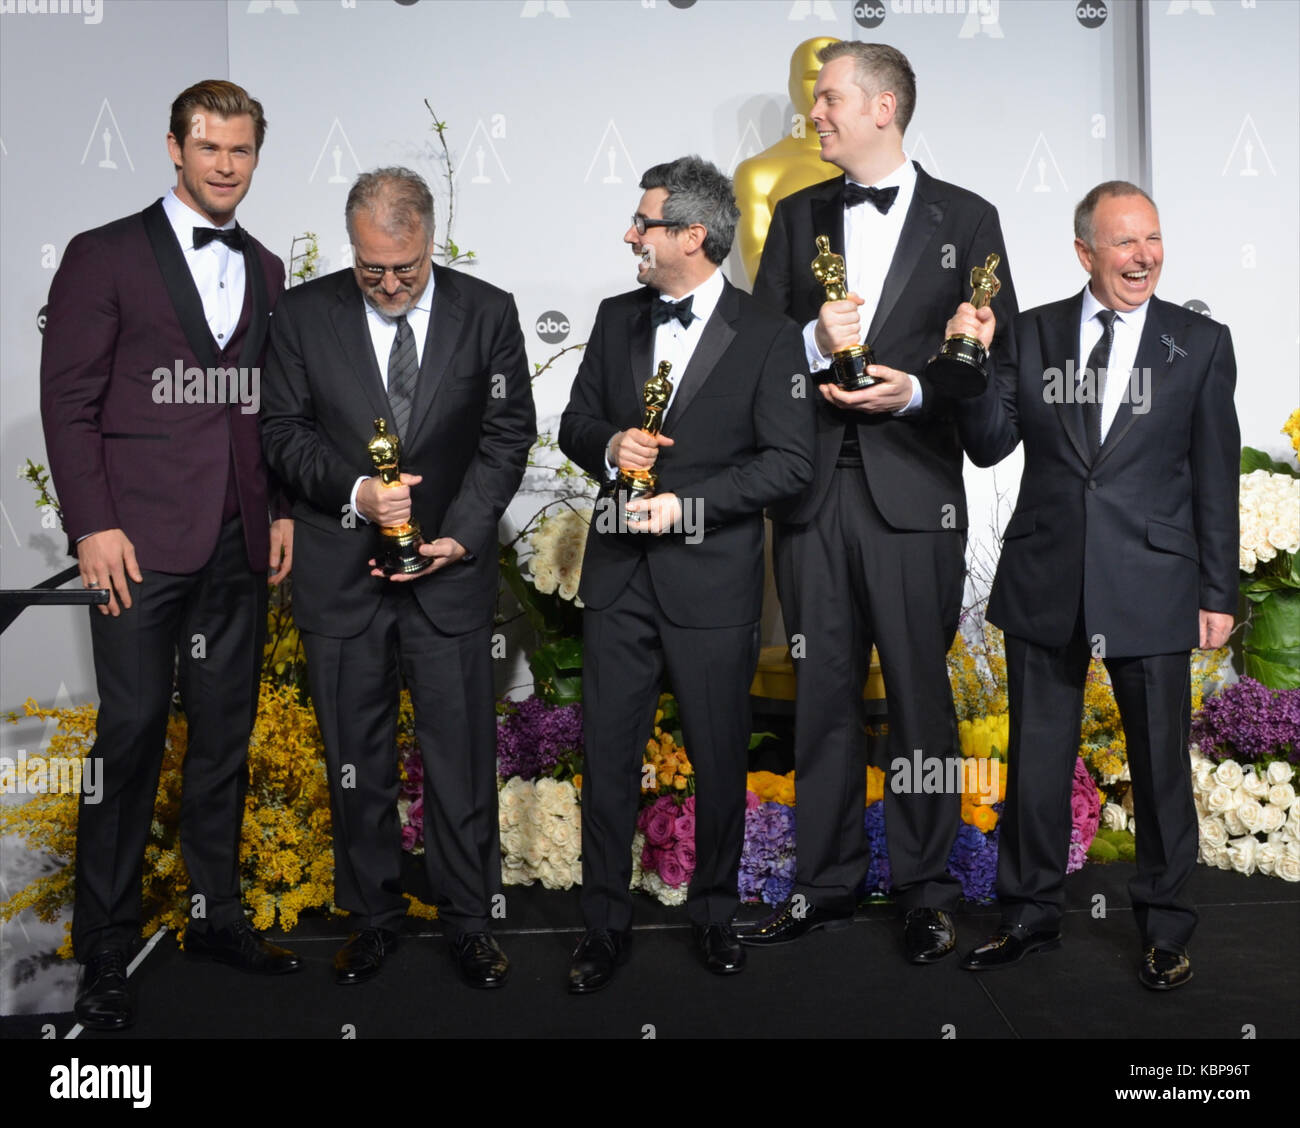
[1205,785,1235,815]
[1214,846,1233,870]
[523,840,546,869]
[1266,762,1294,786]
[1236,799,1265,834]
[1223,808,1246,836]
[1260,806,1286,834]
[549,819,578,853]
[1241,771,1269,799]
[534,777,557,800]
[1256,843,1277,875]
[1226,835,1258,875]
[1268,783,1297,810]
[1287,807,1300,841]
[1275,850,1300,882]
[1199,816,1229,849]
[1239,545,1257,572]
[1213,760,1244,789]
[1192,762,1215,793]
[1102,803,1129,831]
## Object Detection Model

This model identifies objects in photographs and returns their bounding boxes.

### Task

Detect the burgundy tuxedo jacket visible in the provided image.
[40,199,285,574]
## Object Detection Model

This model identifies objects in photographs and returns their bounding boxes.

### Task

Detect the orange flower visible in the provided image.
[971,805,998,833]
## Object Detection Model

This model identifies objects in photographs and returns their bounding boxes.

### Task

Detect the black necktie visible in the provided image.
[1082,309,1118,455]
[193,226,245,251]
[650,296,695,328]
[843,183,899,214]
[387,315,418,440]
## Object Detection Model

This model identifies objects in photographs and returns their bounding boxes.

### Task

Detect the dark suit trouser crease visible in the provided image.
[580,559,758,932]
[774,468,964,914]
[74,517,265,959]
[1000,628,1197,949]
[302,587,500,937]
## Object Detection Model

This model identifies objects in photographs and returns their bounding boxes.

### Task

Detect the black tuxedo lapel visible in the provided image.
[1094,300,1170,469]
[329,280,392,426]
[626,291,655,408]
[1044,293,1090,467]
[663,281,740,427]
[407,265,466,441]
[812,182,845,261]
[867,165,944,343]
[142,200,219,368]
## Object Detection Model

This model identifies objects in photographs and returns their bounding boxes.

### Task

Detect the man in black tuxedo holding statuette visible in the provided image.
[559,156,814,991]
[744,40,1017,963]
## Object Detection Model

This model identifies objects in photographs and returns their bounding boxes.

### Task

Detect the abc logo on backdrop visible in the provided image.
[854,0,886,29]
[535,311,571,344]
[1076,2,1107,28]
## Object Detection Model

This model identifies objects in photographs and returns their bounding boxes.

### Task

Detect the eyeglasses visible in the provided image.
[354,257,425,280]
[631,213,678,236]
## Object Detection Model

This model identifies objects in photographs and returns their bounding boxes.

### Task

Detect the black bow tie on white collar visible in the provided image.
[843,183,899,214]
[651,295,695,328]
[193,225,245,251]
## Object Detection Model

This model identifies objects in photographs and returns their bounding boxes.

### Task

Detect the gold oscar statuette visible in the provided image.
[812,235,877,391]
[367,417,427,575]
[923,252,1002,399]
[616,360,673,523]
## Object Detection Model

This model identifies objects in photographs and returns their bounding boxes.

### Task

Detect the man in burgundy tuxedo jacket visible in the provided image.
[40,80,301,1033]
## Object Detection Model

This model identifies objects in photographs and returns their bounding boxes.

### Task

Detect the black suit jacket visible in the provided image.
[260,264,536,637]
[559,279,815,628]
[960,292,1240,657]
[41,199,284,573]
[753,163,1018,529]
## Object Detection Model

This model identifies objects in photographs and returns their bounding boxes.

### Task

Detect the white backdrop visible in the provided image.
[1,0,1295,755]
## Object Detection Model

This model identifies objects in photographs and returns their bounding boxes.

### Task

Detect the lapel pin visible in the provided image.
[1160,334,1187,363]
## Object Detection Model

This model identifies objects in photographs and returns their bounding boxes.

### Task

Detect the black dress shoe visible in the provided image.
[903,908,957,963]
[75,948,133,1032]
[961,927,1061,970]
[185,919,303,975]
[1138,947,1192,991]
[451,931,509,989]
[334,927,399,985]
[568,928,629,994]
[735,897,854,946]
[694,923,746,975]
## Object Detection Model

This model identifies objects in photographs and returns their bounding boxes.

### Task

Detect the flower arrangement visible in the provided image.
[1067,756,1102,873]
[526,507,591,605]
[495,695,584,782]
[1189,753,1299,880]
[1191,677,1300,767]
[636,795,696,891]
[498,776,583,890]
[1239,416,1300,690]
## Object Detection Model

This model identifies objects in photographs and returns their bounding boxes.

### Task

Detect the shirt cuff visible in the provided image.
[603,433,620,480]
[802,320,832,374]
[893,374,923,416]
[349,476,371,524]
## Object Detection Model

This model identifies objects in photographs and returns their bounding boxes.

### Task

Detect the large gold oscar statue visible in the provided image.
[733,36,842,286]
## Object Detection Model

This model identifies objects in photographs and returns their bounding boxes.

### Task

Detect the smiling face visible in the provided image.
[1075,194,1163,312]
[809,55,890,175]
[166,112,258,227]
[625,187,687,296]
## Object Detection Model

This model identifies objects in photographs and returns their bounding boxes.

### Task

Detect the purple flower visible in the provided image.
[659,854,688,887]
[739,802,796,904]
[496,696,584,781]
[1191,678,1300,765]
[672,838,696,879]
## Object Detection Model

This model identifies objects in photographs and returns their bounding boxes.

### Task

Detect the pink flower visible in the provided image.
[645,807,676,847]
[659,853,687,887]
[672,838,696,879]
[674,812,695,840]
[745,789,760,811]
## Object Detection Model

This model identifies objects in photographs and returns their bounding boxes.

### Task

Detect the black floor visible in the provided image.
[4,861,1296,1043]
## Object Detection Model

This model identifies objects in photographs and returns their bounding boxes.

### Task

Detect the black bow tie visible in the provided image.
[843,183,899,214]
[193,226,245,251]
[650,295,695,328]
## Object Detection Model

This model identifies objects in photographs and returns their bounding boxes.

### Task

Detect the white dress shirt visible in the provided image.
[802,159,921,412]
[1079,286,1148,443]
[605,268,725,476]
[162,189,245,346]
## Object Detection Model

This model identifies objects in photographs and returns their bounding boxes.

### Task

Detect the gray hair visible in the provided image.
[1074,180,1157,248]
[345,166,435,242]
[639,156,739,266]
[817,41,917,135]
